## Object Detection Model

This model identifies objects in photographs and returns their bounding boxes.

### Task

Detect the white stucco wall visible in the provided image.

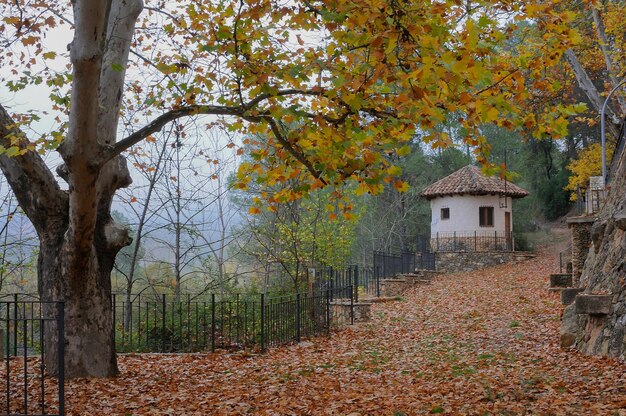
[429,194,513,236]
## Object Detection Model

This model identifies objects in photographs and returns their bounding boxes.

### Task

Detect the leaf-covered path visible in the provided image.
[68,241,626,415]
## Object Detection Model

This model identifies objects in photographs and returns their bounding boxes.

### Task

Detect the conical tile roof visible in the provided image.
[420,165,528,200]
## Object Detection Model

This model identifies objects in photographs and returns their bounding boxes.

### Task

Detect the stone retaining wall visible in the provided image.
[379,279,408,298]
[330,301,372,327]
[567,216,594,286]
[435,251,520,273]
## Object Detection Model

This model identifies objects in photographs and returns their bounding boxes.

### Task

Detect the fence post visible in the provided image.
[13,293,17,357]
[57,301,65,416]
[329,279,334,302]
[350,285,354,325]
[474,231,477,251]
[260,294,266,352]
[494,230,497,249]
[376,266,381,297]
[112,293,116,347]
[436,232,440,251]
[295,294,301,343]
[161,294,166,353]
[325,289,331,335]
[354,265,359,303]
[211,294,216,353]
[22,312,27,412]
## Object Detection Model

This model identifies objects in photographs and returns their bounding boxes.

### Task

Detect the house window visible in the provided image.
[441,207,450,220]
[479,206,494,227]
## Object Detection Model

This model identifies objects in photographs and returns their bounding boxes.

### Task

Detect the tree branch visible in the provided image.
[0,104,67,232]
[564,49,622,138]
[591,6,625,113]
[108,105,246,160]
[266,118,328,185]
[106,88,328,163]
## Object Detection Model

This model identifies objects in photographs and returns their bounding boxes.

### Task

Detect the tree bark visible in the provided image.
[564,49,622,140]
[0,0,142,378]
[590,6,625,112]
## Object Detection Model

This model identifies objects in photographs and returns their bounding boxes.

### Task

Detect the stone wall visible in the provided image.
[559,139,626,360]
[566,217,593,286]
[434,251,518,273]
[330,301,372,327]
[379,279,409,297]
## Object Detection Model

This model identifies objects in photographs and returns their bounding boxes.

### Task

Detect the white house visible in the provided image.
[420,165,528,251]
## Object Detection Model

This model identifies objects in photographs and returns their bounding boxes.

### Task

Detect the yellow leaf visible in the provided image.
[394,180,409,193]
[387,165,402,176]
[396,145,411,157]
[486,107,499,122]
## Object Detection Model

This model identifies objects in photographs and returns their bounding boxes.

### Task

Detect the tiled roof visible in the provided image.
[420,165,529,199]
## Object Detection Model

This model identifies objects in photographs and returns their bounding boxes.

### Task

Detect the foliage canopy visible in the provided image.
[1,0,584,204]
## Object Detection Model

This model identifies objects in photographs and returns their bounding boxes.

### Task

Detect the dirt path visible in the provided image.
[64,240,626,415]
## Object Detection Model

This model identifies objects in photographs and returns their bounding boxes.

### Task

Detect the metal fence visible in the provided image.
[312,266,378,301]
[313,264,392,299]
[415,234,436,271]
[112,287,351,353]
[431,231,513,252]
[416,251,436,270]
[373,250,416,279]
[0,295,64,416]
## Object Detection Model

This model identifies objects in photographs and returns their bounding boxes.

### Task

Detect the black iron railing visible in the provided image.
[416,251,436,270]
[415,234,437,271]
[373,250,416,279]
[1,296,64,416]
[111,287,351,353]
[431,231,513,252]
[313,265,390,300]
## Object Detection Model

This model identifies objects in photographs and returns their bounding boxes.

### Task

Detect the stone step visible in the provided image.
[379,278,409,297]
[513,253,536,261]
[361,296,396,304]
[549,273,573,288]
[330,301,372,326]
[561,288,585,305]
[575,293,612,315]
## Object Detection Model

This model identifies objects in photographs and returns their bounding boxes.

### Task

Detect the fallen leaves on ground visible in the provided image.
[7,234,626,415]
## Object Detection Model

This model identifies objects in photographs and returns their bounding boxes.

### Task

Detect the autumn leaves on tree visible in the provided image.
[0,0,622,378]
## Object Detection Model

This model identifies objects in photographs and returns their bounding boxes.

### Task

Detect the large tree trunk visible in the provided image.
[39,214,128,377]
[0,0,142,378]
[560,123,626,358]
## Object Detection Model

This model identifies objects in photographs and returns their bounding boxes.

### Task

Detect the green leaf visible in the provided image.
[5,146,20,157]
